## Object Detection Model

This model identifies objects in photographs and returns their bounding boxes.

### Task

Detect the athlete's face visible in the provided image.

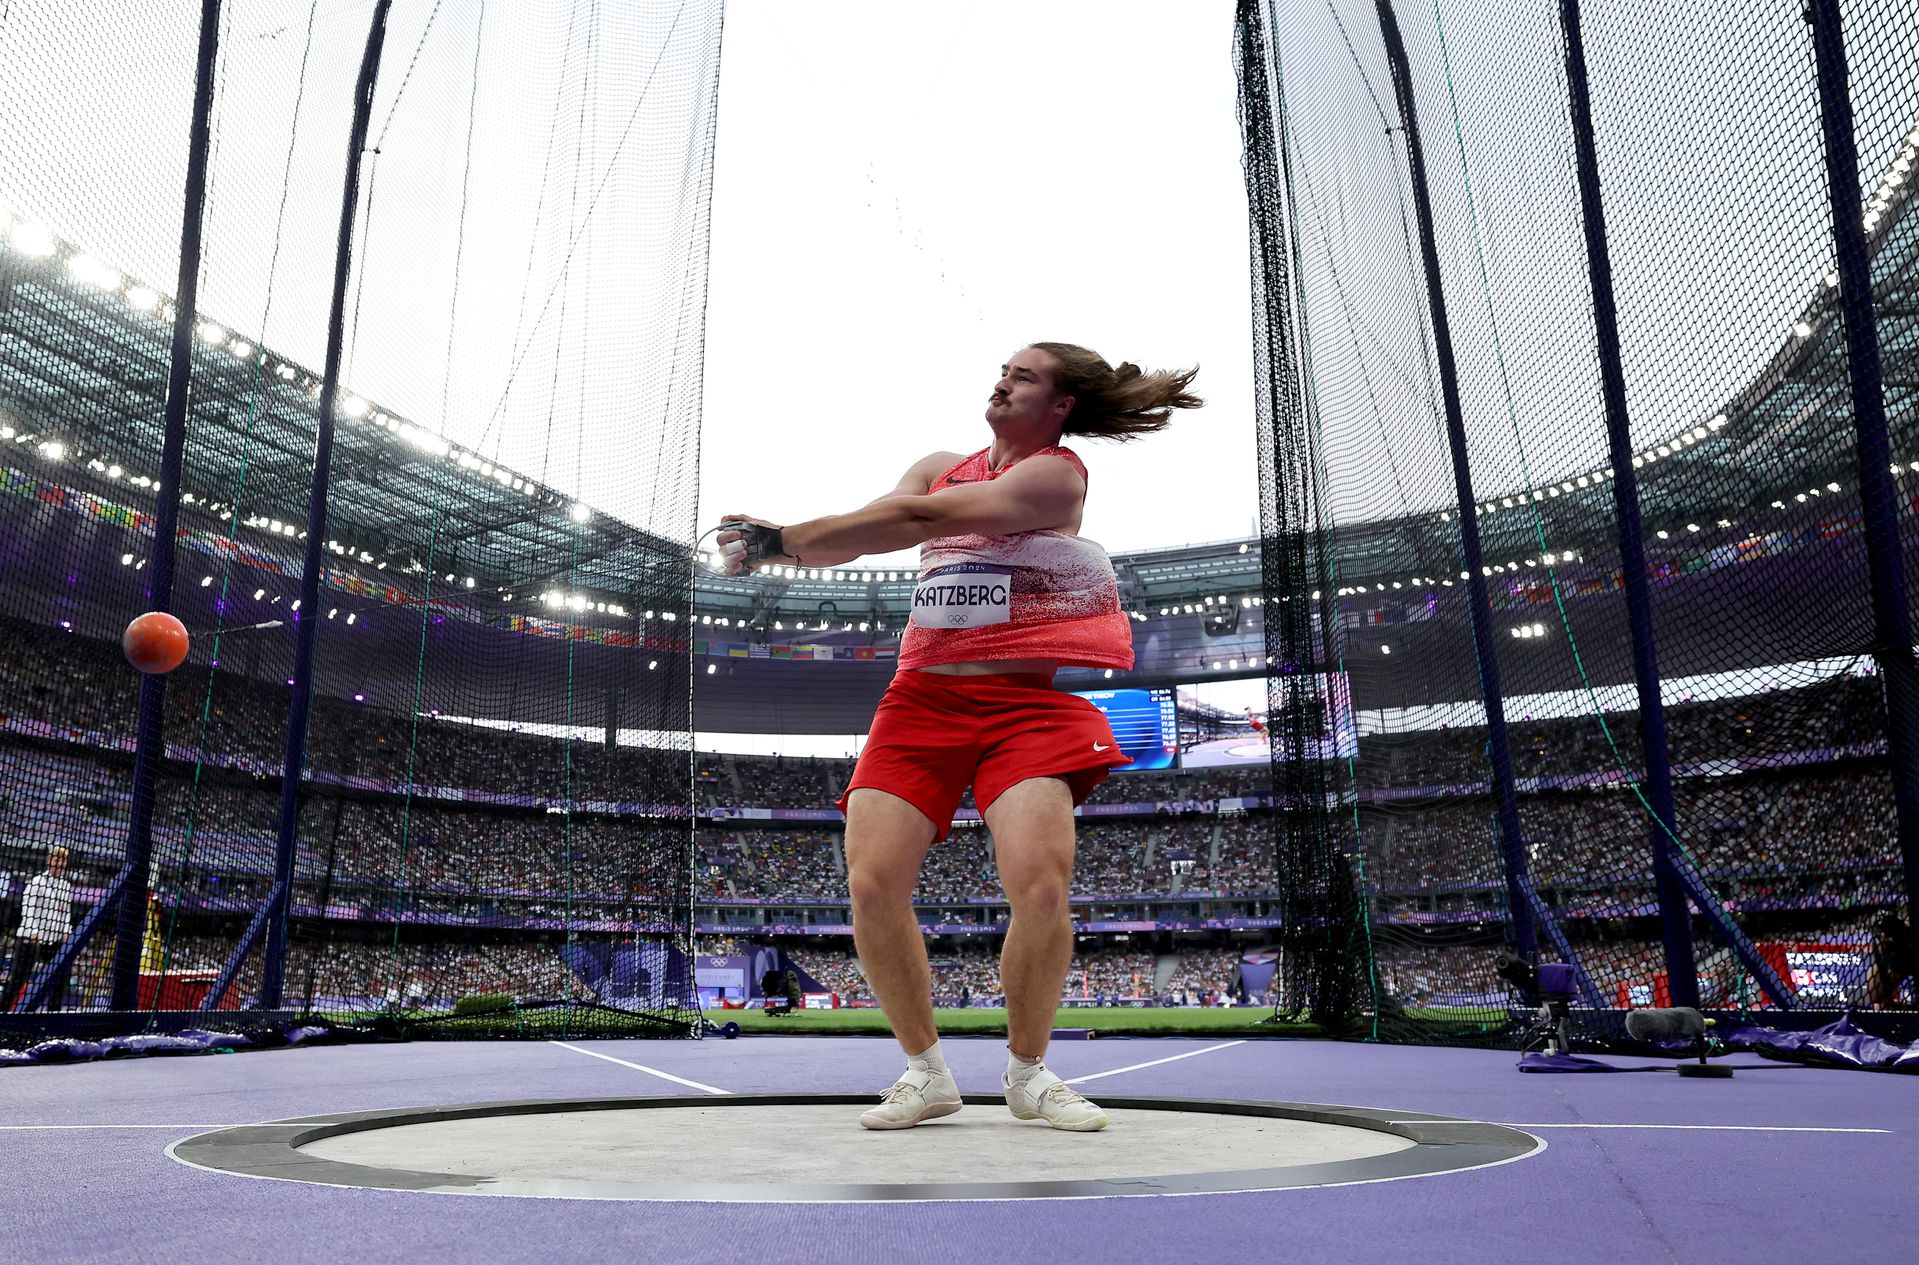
[986,348,1072,430]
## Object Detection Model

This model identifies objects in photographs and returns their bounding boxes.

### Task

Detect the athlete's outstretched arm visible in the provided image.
[716,450,954,572]
[718,453,1084,573]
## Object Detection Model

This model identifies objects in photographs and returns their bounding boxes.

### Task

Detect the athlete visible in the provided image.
[717,342,1201,1131]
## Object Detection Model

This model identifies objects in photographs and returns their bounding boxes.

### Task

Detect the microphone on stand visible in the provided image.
[1625,1007,1732,1078]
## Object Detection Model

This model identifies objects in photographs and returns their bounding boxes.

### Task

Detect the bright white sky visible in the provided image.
[697,1,1258,568]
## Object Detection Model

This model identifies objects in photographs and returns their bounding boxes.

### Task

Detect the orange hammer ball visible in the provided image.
[122,611,190,675]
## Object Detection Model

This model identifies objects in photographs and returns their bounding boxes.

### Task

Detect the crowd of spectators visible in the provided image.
[1175,815,1279,896]
[3,617,1897,810]
[1163,947,1242,1003]
[11,931,601,1013]
[715,829,841,900]
[3,615,1908,1018]
[725,756,844,809]
[1366,770,1902,895]
[786,944,1194,1005]
[1364,675,1886,790]
[2,735,1905,927]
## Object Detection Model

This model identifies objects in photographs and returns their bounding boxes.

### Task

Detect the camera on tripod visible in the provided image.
[1496,953,1580,1056]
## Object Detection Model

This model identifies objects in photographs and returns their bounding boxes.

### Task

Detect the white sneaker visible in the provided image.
[858,1068,963,1130]
[1004,1068,1110,1132]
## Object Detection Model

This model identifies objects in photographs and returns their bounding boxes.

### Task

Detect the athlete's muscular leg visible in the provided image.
[986,776,1078,1060]
[844,788,940,1055]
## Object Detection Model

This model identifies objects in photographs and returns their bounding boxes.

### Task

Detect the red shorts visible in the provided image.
[834,671,1131,841]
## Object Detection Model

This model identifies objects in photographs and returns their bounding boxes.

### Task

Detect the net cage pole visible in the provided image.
[1555,0,1698,1007]
[1372,0,1537,964]
[1806,0,1919,924]
[210,0,392,1012]
[1556,0,1799,1009]
[1234,0,1371,1032]
[21,0,224,1015]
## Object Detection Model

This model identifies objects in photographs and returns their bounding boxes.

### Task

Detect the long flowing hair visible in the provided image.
[1029,341,1203,441]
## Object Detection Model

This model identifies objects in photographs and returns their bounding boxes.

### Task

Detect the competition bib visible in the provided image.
[910,563,1012,629]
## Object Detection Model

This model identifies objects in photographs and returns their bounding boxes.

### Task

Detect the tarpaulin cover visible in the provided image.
[1727,1017,1919,1073]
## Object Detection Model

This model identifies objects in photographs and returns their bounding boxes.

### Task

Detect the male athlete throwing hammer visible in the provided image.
[718,342,1200,1130]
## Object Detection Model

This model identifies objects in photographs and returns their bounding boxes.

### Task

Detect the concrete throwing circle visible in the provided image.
[170,1095,1541,1202]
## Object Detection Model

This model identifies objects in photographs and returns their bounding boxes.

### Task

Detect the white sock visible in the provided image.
[1006,1050,1045,1083]
[906,1039,949,1077]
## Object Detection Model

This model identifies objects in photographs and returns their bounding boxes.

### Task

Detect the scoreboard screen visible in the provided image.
[1069,687,1178,771]
[1179,673,1358,767]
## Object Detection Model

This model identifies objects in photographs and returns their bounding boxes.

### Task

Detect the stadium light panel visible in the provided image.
[126,286,159,310]
[9,222,55,255]
[65,254,121,289]
[569,503,590,523]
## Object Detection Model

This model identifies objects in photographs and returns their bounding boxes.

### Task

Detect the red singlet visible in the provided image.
[895,446,1134,672]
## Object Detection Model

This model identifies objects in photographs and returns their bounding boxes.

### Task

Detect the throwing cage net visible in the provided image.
[0,0,721,1047]
[1240,0,1919,1040]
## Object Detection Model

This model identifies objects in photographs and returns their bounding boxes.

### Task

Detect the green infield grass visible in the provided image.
[313,1003,1315,1040]
[699,1006,1316,1038]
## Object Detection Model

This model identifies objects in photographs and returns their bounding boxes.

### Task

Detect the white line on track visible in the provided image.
[1062,1039,1247,1086]
[1492,1123,1892,1134]
[548,1039,732,1095]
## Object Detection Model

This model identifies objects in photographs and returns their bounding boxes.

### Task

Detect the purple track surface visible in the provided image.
[0,1036,1907,1264]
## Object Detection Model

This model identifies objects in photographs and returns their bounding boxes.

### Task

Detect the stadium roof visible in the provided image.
[0,137,1914,732]
[0,217,686,617]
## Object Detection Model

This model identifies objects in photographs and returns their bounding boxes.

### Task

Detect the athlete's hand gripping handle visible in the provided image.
[716,516,800,575]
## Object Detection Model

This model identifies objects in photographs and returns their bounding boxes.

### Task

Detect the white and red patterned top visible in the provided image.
[896,445,1135,671]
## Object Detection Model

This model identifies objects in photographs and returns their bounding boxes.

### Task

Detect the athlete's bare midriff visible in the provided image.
[917,658,1060,678]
